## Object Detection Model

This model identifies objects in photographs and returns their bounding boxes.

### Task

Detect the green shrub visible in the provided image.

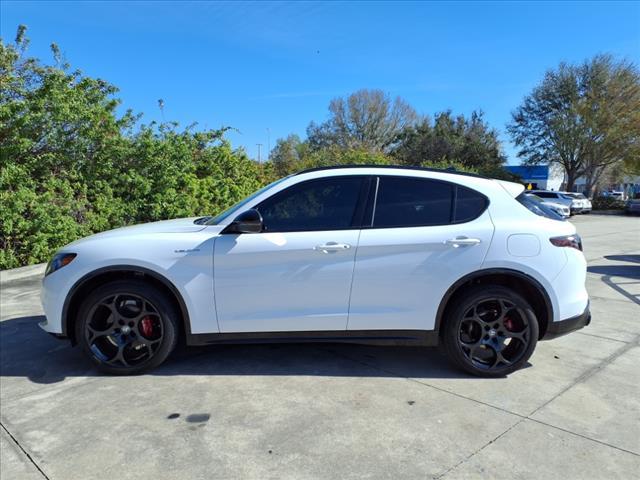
[592,196,624,210]
[0,32,269,269]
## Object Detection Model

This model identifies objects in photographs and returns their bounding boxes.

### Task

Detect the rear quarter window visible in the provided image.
[454,186,488,223]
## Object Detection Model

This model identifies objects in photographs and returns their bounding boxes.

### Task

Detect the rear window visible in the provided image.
[533,191,556,198]
[517,193,565,221]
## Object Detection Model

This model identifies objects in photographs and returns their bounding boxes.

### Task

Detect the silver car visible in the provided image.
[562,192,592,214]
[524,193,570,218]
[530,190,578,214]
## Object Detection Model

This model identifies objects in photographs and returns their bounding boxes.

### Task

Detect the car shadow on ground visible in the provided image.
[588,256,640,306]
[0,315,479,384]
[587,265,640,279]
[604,254,640,264]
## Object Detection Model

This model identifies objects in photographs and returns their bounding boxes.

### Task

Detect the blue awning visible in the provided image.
[505,165,549,180]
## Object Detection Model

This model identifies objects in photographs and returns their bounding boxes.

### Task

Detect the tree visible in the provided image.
[392,111,507,173]
[307,89,417,152]
[578,56,640,194]
[269,134,306,177]
[0,27,266,269]
[508,55,640,193]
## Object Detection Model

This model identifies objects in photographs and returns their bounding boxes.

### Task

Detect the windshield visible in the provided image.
[517,193,565,221]
[202,177,290,225]
[565,193,586,199]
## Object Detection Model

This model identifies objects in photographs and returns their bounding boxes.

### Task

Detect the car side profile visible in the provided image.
[40,166,591,377]
[529,190,579,214]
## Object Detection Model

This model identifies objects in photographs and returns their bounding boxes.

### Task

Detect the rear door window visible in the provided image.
[372,177,453,228]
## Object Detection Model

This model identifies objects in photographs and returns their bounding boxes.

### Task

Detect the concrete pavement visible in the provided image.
[1,214,639,479]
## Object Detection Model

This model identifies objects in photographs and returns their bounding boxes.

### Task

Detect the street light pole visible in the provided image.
[256,143,263,162]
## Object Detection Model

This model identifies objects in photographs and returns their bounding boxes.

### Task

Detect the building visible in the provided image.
[574,175,640,199]
[504,165,564,191]
[505,164,640,198]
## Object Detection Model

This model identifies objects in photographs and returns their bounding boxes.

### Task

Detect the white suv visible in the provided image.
[40,166,590,377]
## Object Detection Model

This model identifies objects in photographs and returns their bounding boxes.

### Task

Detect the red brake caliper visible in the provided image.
[504,317,515,332]
[140,316,154,338]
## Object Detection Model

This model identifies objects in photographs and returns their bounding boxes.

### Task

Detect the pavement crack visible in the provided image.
[432,418,525,479]
[320,340,640,471]
[529,334,639,419]
[1,421,51,480]
[525,417,640,457]
[575,331,631,344]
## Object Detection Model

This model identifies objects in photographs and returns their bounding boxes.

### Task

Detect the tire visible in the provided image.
[442,285,539,377]
[75,279,180,375]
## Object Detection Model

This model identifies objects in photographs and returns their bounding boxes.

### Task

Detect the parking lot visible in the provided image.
[1,214,639,480]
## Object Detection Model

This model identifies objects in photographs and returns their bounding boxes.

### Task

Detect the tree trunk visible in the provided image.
[565,168,577,192]
[584,164,607,197]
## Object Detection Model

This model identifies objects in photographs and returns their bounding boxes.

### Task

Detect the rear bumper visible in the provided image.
[542,303,591,340]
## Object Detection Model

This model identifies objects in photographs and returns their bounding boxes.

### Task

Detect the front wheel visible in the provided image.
[75,280,179,375]
[442,285,539,377]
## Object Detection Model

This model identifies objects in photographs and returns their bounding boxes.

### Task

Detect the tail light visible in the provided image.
[550,234,583,251]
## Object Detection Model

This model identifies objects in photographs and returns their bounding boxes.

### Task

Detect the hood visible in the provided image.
[66,217,209,245]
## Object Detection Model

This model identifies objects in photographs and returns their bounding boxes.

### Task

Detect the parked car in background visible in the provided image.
[603,191,626,201]
[529,190,577,214]
[562,192,592,214]
[625,195,640,215]
[40,166,590,378]
[525,193,571,219]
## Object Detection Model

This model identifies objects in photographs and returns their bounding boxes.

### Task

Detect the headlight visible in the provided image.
[45,253,77,276]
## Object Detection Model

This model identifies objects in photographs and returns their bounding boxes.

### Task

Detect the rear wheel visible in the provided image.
[75,280,179,375]
[442,285,538,377]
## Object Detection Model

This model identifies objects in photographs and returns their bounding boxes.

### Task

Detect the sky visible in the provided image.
[2,1,639,164]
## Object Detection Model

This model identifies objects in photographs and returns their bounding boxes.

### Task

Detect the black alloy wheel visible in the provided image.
[442,285,539,377]
[76,280,179,374]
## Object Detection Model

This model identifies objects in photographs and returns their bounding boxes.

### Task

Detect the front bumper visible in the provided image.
[542,304,591,340]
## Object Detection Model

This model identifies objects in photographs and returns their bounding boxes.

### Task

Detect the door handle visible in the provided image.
[444,237,481,248]
[314,242,351,253]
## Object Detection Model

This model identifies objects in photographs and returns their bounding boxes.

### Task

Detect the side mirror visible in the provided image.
[223,209,263,234]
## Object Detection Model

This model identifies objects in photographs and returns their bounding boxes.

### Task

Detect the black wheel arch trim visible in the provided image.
[61,265,191,342]
[434,268,554,336]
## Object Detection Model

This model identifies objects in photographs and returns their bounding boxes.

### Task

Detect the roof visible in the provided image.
[294,164,487,179]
